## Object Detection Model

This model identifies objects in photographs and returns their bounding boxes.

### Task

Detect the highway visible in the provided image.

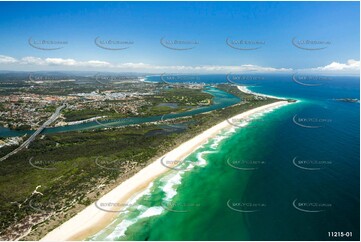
[0,104,66,162]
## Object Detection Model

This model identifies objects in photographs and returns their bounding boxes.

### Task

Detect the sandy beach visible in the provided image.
[41,100,289,241]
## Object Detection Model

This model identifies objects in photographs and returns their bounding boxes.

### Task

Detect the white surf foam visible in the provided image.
[102,206,164,240]
[161,172,184,201]
[104,219,136,240]
[196,150,216,166]
[210,135,229,149]
[138,206,164,219]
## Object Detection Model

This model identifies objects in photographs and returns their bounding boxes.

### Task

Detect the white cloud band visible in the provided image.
[0,54,359,74]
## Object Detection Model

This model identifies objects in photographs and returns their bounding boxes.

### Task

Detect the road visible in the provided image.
[0,104,66,162]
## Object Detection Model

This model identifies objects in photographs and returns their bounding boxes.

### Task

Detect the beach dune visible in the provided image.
[41,100,289,241]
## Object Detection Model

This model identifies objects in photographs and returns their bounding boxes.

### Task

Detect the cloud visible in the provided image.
[21,56,46,65]
[113,63,292,73]
[0,55,292,73]
[45,58,78,66]
[0,55,18,64]
[18,57,112,68]
[86,60,112,67]
[0,54,358,74]
[305,59,360,73]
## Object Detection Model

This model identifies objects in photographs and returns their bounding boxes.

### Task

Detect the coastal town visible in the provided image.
[0,76,209,150]
[0,79,207,129]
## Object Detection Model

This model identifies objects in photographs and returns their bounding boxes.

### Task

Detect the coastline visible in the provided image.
[40,99,291,241]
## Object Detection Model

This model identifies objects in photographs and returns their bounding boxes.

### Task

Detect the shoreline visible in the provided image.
[41,100,291,241]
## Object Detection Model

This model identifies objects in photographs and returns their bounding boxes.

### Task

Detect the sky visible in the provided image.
[0,1,359,74]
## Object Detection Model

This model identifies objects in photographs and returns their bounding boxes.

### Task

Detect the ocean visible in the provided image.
[88,74,360,241]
